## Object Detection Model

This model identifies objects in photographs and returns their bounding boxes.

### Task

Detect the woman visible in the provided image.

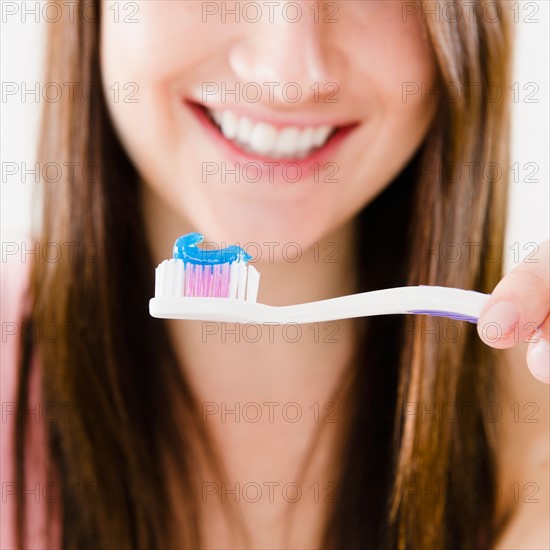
[2,0,548,548]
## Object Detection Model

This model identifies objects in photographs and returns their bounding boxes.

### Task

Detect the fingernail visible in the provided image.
[527,333,550,384]
[478,301,519,342]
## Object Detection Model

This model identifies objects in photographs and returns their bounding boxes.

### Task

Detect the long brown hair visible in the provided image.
[15,1,513,548]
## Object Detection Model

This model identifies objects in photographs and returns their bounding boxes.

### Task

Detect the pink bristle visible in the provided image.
[221,264,230,298]
[219,264,227,298]
[204,266,210,297]
[204,266,211,297]
[198,265,205,296]
[216,264,223,298]
[196,265,203,296]
[192,264,198,296]
[191,264,198,296]
[203,265,211,297]
[209,264,217,297]
[211,264,220,297]
[212,268,217,297]
[218,265,225,298]
[185,263,192,297]
[179,262,234,297]
[198,265,204,297]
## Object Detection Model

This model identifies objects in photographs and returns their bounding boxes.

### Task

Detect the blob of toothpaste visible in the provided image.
[173,232,252,266]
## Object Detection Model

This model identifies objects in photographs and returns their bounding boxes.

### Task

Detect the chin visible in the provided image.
[182,201,347,266]
[195,214,321,256]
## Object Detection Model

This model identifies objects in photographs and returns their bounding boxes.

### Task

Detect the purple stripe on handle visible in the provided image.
[408,310,479,324]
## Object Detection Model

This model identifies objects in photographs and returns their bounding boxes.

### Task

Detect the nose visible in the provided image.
[227,2,344,105]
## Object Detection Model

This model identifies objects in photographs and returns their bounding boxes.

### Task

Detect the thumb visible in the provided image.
[477,240,549,381]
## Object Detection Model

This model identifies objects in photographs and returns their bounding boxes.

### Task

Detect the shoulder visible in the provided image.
[0,256,61,548]
[1,253,31,325]
[1,254,32,428]
[1,255,32,421]
[1,256,31,548]
[493,343,550,549]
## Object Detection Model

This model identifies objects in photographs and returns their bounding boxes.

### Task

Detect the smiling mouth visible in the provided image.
[191,102,355,161]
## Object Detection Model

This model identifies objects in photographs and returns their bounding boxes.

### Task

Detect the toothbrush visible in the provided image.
[149,233,490,324]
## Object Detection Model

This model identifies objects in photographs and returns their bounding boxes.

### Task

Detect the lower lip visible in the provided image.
[187,101,357,173]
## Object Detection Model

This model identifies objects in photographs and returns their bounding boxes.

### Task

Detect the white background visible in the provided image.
[1,1,548,273]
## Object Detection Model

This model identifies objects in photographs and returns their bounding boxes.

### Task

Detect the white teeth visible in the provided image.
[210,110,223,126]
[249,123,278,156]
[313,125,332,147]
[273,127,301,158]
[207,108,335,159]
[237,116,254,144]
[297,127,315,153]
[221,110,238,140]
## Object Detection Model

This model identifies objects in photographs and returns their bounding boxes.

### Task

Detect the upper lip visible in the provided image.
[186,99,360,130]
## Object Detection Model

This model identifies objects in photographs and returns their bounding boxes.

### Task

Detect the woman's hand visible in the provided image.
[477,240,550,383]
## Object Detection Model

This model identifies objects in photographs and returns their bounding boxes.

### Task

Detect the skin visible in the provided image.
[101,1,549,547]
[101,0,437,253]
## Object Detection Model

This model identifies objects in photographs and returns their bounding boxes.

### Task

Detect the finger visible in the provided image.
[527,314,550,384]
[477,240,549,349]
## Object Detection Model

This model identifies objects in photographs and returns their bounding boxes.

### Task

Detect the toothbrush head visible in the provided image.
[154,233,260,301]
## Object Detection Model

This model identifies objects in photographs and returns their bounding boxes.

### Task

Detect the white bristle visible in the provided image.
[155,264,161,297]
[155,259,185,298]
[229,262,239,299]
[245,266,260,303]
[157,260,166,297]
[236,261,247,300]
[168,260,175,297]
[176,259,184,297]
[172,259,179,297]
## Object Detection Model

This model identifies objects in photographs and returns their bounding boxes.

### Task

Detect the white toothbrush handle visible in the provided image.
[150,286,490,324]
